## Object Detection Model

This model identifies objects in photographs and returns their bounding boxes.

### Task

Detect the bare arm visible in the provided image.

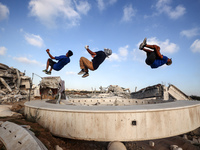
[46,49,55,59]
[85,46,96,58]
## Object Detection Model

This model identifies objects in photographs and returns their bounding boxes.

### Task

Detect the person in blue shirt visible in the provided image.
[78,45,112,78]
[139,38,172,69]
[43,49,73,75]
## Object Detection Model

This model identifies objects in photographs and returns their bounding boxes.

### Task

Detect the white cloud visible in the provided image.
[74,1,91,15]
[97,0,104,11]
[66,71,76,75]
[108,45,129,61]
[13,57,38,64]
[155,0,186,19]
[180,27,200,38]
[190,39,200,53]
[0,3,9,21]
[29,0,91,28]
[13,56,45,67]
[24,33,44,48]
[122,4,136,22]
[109,53,119,61]
[0,47,7,55]
[97,0,117,11]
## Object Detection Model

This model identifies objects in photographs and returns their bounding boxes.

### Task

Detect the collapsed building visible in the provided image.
[99,85,131,98]
[39,76,65,100]
[131,84,192,100]
[0,63,32,103]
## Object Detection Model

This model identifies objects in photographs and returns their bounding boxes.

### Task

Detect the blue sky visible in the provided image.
[0,0,200,96]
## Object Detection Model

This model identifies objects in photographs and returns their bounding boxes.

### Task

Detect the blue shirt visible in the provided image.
[53,55,70,71]
[150,55,168,69]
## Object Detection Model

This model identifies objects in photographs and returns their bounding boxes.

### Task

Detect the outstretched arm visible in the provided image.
[46,49,55,59]
[85,45,96,58]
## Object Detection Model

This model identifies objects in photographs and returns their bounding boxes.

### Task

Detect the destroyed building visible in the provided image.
[39,76,65,100]
[131,84,192,100]
[0,63,32,103]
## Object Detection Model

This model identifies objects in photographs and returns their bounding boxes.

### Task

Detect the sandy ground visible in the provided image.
[0,101,200,150]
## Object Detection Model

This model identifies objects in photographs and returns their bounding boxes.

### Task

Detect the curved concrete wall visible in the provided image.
[24,100,200,141]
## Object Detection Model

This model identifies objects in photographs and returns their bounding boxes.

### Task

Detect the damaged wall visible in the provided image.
[0,63,32,103]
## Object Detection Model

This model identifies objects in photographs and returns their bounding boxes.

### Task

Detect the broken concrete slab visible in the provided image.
[0,121,47,150]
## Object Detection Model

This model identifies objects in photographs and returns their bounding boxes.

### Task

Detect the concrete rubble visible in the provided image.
[39,76,66,100]
[0,63,32,104]
[131,84,192,100]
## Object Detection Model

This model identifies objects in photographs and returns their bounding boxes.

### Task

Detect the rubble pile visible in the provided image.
[0,63,32,104]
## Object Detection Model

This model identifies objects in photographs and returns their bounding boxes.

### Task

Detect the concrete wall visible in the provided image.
[24,100,200,141]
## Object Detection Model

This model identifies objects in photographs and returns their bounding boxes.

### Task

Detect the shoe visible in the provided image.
[42,69,47,73]
[139,38,147,50]
[82,72,89,78]
[46,71,51,75]
[143,37,147,45]
[78,69,85,75]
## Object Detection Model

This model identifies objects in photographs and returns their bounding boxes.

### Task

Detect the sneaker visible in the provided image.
[82,72,89,78]
[46,71,51,75]
[139,38,147,50]
[42,69,47,73]
[78,69,85,75]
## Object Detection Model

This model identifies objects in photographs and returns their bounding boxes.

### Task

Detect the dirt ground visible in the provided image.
[0,101,200,150]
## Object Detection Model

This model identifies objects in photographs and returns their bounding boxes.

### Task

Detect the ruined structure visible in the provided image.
[131,84,191,100]
[39,76,65,100]
[0,63,32,103]
[99,85,131,98]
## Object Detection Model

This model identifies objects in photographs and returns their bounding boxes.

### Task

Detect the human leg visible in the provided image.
[145,44,160,51]
[79,57,94,78]
[79,57,94,72]
[43,59,55,75]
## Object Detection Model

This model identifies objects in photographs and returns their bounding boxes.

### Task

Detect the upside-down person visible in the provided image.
[139,38,172,69]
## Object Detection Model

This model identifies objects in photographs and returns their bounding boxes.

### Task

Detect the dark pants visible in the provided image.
[145,51,157,65]
[48,59,56,68]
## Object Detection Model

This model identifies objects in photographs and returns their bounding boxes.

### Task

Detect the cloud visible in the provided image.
[13,56,45,67]
[0,3,9,21]
[74,1,91,15]
[109,45,129,61]
[155,0,186,19]
[28,0,91,28]
[66,71,76,75]
[97,0,117,11]
[24,33,44,48]
[180,27,200,38]
[121,4,136,22]
[190,39,200,53]
[0,47,7,55]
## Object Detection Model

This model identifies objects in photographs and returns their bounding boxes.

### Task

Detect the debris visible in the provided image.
[149,141,155,147]
[170,145,183,150]
[0,121,48,150]
[0,63,32,104]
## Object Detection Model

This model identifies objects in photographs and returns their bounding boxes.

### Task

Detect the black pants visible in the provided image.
[48,59,56,68]
[145,51,156,65]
